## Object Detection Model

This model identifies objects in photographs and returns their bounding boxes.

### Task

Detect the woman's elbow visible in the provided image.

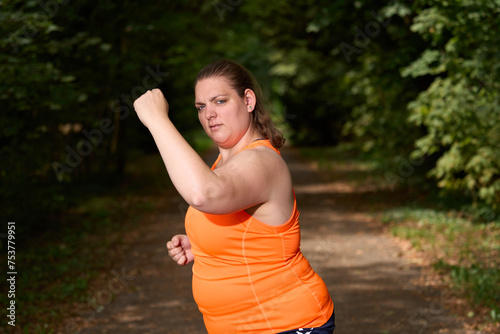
[190,193,208,209]
[189,183,226,212]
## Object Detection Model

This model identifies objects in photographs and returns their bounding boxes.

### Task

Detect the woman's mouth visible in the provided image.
[209,124,222,131]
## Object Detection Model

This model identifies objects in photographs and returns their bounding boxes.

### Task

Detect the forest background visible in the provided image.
[1,0,499,332]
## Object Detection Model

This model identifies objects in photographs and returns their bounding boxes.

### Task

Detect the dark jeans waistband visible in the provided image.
[277,310,335,334]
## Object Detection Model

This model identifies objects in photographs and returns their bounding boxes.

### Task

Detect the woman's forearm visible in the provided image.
[147,117,215,206]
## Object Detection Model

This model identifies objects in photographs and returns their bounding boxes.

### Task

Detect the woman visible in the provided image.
[133,59,335,333]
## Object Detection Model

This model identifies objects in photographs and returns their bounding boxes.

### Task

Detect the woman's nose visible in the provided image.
[205,105,216,119]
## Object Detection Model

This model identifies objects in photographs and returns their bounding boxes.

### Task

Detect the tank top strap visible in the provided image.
[239,138,281,155]
[211,139,280,170]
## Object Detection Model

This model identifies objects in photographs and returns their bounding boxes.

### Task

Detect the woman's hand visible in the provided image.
[133,88,169,129]
[166,234,194,266]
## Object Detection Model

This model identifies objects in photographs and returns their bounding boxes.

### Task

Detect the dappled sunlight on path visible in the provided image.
[73,146,479,334]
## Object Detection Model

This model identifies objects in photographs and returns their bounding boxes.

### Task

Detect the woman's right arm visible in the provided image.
[133,89,218,208]
[133,89,283,216]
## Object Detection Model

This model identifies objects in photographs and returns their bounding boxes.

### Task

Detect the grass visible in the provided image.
[383,207,500,323]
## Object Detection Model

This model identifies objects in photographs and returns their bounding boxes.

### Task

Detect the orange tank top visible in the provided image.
[185,139,334,333]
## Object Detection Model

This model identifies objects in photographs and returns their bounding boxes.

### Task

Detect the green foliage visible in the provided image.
[434,260,500,321]
[341,1,427,157]
[407,76,500,205]
[325,0,500,208]
[402,0,500,206]
[242,0,376,145]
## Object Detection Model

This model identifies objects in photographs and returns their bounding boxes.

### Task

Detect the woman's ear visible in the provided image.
[244,89,256,113]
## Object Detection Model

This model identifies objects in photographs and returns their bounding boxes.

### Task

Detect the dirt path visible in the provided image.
[73,146,480,334]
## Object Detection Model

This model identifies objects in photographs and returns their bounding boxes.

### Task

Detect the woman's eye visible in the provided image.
[216,100,226,105]
[196,105,205,111]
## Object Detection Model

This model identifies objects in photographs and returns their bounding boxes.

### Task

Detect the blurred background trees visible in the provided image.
[1,0,500,330]
[1,0,499,235]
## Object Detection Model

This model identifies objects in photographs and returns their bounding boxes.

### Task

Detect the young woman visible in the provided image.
[133,59,335,333]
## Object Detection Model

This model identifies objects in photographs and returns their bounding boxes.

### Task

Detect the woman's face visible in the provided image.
[195,77,254,148]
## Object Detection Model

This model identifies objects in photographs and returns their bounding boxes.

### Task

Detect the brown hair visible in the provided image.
[195,59,285,149]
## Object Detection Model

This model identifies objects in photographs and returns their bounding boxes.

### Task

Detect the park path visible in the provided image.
[72,146,479,334]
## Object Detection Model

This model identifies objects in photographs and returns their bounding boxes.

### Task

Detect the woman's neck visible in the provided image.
[217,128,263,166]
